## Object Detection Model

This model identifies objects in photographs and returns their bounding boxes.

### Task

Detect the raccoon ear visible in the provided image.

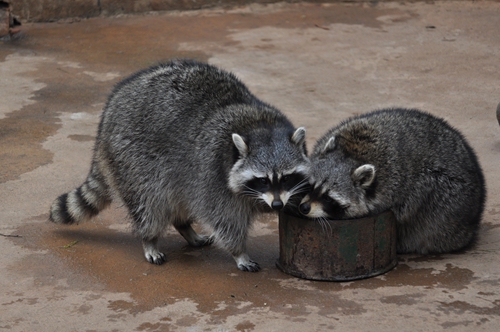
[353,164,376,189]
[291,127,306,146]
[321,136,336,154]
[232,133,248,157]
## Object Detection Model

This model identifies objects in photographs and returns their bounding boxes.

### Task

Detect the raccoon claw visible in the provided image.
[192,235,214,247]
[237,261,261,272]
[175,224,214,247]
[233,253,260,272]
[205,235,215,246]
[145,252,166,265]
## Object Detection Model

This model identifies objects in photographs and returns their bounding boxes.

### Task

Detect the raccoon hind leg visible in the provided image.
[174,220,213,247]
[141,221,212,265]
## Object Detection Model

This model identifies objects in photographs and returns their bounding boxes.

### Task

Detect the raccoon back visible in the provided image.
[315,108,485,208]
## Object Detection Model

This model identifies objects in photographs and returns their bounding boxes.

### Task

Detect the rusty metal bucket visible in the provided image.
[277,210,397,281]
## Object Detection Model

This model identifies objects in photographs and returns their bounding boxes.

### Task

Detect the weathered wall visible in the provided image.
[9,0,275,22]
[6,0,413,22]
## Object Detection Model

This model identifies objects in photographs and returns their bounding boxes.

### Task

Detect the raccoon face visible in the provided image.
[299,162,376,220]
[228,127,310,211]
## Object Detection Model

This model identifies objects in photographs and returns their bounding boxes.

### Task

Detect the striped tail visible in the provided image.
[49,169,111,224]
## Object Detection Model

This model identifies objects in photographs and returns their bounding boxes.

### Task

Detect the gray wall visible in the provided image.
[8,0,405,22]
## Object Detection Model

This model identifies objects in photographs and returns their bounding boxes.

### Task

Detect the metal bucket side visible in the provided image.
[277,210,397,281]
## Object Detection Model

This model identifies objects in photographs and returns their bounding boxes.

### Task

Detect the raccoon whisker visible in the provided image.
[240,188,261,199]
[316,217,327,234]
[315,217,333,237]
[242,185,260,195]
[293,181,308,190]
[284,199,301,209]
[321,216,333,237]
[292,186,311,196]
[240,186,269,209]
[245,195,266,209]
[288,180,311,198]
[289,178,309,193]
[240,190,260,198]
[246,195,265,205]
[241,192,264,203]
[256,201,268,209]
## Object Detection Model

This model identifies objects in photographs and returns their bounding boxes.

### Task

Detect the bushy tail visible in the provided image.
[50,168,111,224]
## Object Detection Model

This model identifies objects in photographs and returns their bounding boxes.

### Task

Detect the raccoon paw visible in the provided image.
[233,253,261,272]
[145,251,166,265]
[204,235,215,246]
[237,260,261,272]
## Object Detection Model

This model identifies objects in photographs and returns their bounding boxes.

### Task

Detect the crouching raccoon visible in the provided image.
[299,108,486,254]
[50,59,310,272]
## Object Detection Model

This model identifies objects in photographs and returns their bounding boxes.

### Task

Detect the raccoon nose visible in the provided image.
[299,202,311,215]
[271,200,284,210]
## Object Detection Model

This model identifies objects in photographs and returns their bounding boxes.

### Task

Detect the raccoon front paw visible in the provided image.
[237,260,261,272]
[145,252,166,265]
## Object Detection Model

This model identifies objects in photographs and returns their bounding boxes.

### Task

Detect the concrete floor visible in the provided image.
[1,1,500,331]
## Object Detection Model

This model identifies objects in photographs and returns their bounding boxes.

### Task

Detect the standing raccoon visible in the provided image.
[299,108,486,254]
[50,59,310,272]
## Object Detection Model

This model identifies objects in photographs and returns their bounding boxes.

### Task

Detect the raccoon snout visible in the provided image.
[299,202,311,215]
[271,200,284,210]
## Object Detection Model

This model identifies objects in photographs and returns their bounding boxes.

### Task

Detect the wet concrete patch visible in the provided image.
[441,319,485,329]
[11,212,363,318]
[8,3,404,71]
[342,261,476,291]
[438,300,500,316]
[0,106,55,183]
[135,321,173,331]
[235,320,256,332]
[380,293,425,306]
[10,209,483,324]
[0,54,112,183]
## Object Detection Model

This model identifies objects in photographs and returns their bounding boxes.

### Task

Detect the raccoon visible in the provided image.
[299,108,486,254]
[50,59,310,272]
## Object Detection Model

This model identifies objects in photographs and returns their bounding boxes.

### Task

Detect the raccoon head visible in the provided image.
[298,135,376,219]
[228,127,310,211]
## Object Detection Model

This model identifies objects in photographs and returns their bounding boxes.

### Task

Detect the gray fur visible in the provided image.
[299,108,486,254]
[50,59,310,271]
